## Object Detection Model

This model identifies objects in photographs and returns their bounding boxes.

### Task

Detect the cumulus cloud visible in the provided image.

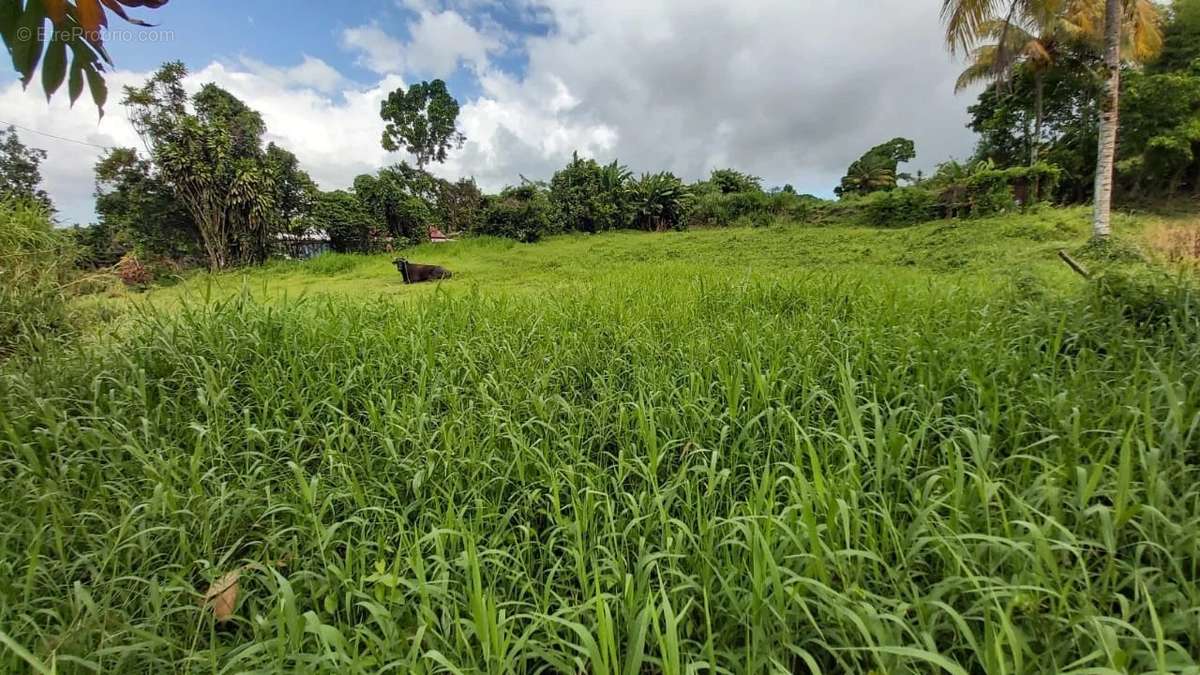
[238,55,346,94]
[495,0,978,190]
[342,8,502,78]
[2,0,981,225]
[0,62,408,224]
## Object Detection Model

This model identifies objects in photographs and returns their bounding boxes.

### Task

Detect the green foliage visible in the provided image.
[698,168,763,194]
[124,62,312,270]
[629,171,691,231]
[549,153,631,233]
[304,190,377,253]
[93,147,200,262]
[436,177,484,235]
[263,143,317,232]
[353,169,433,247]
[0,0,160,114]
[0,125,52,212]
[1117,68,1200,196]
[2,239,1199,670]
[968,61,1102,202]
[379,79,465,168]
[836,137,915,198]
[859,186,939,227]
[477,183,555,242]
[931,160,1061,218]
[0,199,74,354]
[1074,233,1148,263]
[1150,0,1200,74]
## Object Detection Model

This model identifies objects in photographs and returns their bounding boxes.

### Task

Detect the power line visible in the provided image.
[0,119,116,150]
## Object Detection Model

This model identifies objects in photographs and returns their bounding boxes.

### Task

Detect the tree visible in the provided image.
[379,79,465,168]
[1117,67,1200,196]
[838,156,898,196]
[263,143,316,233]
[1150,0,1200,73]
[0,126,52,211]
[304,190,376,253]
[954,11,1071,169]
[1091,0,1123,238]
[943,0,1162,238]
[124,61,308,269]
[436,177,484,235]
[0,0,169,114]
[93,146,199,260]
[549,152,632,233]
[836,138,916,197]
[353,169,432,246]
[702,168,763,194]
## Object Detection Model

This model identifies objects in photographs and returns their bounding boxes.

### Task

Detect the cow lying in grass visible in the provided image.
[394,258,453,284]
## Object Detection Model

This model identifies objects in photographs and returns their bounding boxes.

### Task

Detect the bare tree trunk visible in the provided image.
[1092,0,1122,240]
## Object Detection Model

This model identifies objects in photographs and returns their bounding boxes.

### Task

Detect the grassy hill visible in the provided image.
[2,207,1199,673]
[121,205,1151,304]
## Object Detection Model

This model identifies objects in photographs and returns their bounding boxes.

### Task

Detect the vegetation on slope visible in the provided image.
[2,212,1199,672]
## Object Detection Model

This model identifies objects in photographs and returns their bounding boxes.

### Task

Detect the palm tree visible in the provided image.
[955,15,1064,168]
[1086,0,1161,238]
[838,157,897,197]
[943,0,1163,240]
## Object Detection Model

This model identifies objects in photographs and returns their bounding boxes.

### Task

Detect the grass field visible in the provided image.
[122,206,1137,304]
[2,208,1199,673]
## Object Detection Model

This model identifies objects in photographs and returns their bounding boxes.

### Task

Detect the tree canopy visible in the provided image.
[379,79,465,168]
[123,61,314,269]
[836,138,916,198]
[0,125,52,212]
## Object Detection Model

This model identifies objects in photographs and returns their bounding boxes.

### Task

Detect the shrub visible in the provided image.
[1088,270,1196,329]
[933,161,1061,218]
[477,184,556,243]
[860,187,938,227]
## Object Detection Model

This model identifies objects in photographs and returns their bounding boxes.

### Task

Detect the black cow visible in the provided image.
[394,258,453,284]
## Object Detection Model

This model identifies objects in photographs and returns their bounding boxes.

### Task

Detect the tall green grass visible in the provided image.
[1,270,1198,673]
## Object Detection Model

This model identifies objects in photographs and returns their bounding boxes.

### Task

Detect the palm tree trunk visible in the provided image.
[1032,71,1045,201]
[1092,0,1122,240]
[1032,72,1044,167]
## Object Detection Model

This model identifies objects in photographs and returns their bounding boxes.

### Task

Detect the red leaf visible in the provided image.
[76,0,107,33]
[44,0,67,24]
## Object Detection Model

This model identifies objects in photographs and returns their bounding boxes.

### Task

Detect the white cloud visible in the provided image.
[239,55,346,94]
[341,24,406,75]
[0,62,408,225]
[0,72,147,225]
[342,9,502,78]
[3,0,982,225]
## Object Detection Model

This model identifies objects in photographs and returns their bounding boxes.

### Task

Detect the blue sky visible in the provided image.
[92,0,549,98]
[0,0,979,225]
